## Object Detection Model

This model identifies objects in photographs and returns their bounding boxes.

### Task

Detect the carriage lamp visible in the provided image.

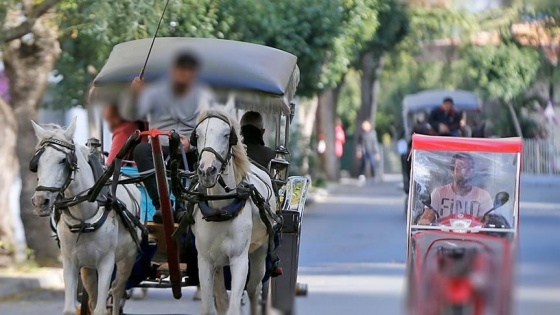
[270,146,290,186]
[86,138,104,162]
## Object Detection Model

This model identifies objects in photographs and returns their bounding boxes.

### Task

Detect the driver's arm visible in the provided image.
[418,189,439,225]
[418,207,437,225]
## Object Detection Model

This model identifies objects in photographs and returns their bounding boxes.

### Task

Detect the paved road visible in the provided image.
[1,176,559,315]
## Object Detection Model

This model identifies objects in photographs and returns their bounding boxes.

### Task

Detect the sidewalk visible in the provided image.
[0,268,63,300]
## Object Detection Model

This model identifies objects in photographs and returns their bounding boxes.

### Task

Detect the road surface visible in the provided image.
[1,176,559,314]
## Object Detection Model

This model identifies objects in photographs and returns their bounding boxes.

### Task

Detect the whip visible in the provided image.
[139,0,172,79]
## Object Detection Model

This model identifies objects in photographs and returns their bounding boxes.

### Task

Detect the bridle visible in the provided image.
[190,115,239,191]
[30,138,78,199]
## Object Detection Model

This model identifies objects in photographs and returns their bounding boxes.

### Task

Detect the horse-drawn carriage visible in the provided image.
[405,135,521,315]
[31,37,310,315]
[402,89,484,139]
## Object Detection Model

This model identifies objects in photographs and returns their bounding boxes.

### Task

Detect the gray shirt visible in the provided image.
[357,130,379,154]
[137,79,216,145]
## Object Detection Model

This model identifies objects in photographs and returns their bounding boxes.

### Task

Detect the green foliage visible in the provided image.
[220,0,379,96]
[53,0,233,106]
[52,0,380,105]
[408,6,479,42]
[365,0,409,54]
[465,44,541,101]
[321,0,379,90]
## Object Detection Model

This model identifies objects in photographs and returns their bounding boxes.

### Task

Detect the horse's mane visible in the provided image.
[35,123,90,161]
[196,109,250,182]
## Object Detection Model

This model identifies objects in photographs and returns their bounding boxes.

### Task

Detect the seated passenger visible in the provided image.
[102,104,147,165]
[240,111,275,169]
[418,153,493,225]
[428,97,463,137]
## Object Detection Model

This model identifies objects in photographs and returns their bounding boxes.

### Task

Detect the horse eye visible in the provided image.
[60,158,67,164]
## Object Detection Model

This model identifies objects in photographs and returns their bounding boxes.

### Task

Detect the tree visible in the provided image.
[220,0,380,181]
[315,0,379,181]
[1,0,237,266]
[54,0,235,107]
[2,0,63,266]
[350,0,409,176]
[0,97,18,266]
[465,43,541,137]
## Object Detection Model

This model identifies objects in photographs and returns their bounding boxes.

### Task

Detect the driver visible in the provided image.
[417,153,493,225]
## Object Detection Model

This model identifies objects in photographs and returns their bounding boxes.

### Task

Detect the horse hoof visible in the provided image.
[193,288,201,301]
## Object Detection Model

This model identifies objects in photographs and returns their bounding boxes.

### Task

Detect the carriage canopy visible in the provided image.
[93,37,300,115]
[403,89,481,113]
[402,90,482,137]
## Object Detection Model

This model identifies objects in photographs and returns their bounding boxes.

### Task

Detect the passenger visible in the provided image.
[240,111,275,169]
[428,97,463,137]
[130,51,216,222]
[417,153,493,225]
[335,118,346,160]
[356,120,380,180]
[102,104,147,165]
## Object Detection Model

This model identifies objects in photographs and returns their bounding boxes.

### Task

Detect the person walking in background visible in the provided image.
[335,118,346,160]
[356,120,380,182]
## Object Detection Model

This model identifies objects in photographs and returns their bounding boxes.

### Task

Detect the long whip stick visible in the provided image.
[139,0,172,79]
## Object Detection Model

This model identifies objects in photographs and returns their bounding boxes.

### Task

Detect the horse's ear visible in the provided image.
[64,116,77,139]
[224,92,236,114]
[31,120,47,140]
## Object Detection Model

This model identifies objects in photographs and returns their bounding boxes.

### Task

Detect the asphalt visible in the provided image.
[1,175,559,315]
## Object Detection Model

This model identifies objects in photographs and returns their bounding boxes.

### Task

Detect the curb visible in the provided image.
[0,268,63,299]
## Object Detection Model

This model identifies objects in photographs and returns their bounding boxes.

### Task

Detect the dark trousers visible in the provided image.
[401,154,411,194]
[360,151,376,177]
[133,142,197,209]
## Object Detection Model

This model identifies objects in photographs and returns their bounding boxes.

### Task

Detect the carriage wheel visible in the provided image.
[150,135,182,299]
[106,293,125,315]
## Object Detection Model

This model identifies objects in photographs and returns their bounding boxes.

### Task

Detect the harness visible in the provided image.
[31,137,146,249]
[30,138,78,198]
[171,115,283,276]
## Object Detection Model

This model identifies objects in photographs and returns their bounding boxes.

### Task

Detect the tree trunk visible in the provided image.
[351,51,385,177]
[4,12,62,267]
[297,97,319,175]
[369,55,385,130]
[0,98,18,267]
[316,87,341,181]
[505,102,523,138]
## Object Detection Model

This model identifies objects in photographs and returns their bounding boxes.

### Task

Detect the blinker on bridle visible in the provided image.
[30,138,78,195]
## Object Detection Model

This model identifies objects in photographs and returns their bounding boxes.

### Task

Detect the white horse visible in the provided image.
[192,109,276,315]
[30,118,141,315]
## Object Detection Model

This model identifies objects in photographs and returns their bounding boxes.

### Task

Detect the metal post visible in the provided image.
[284,115,290,151]
[275,114,282,149]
